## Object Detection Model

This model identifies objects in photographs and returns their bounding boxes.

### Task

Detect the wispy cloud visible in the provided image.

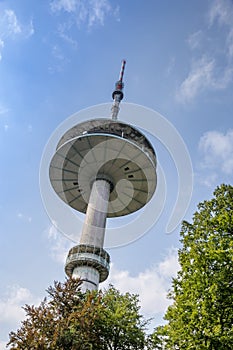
[208,0,233,59]
[57,23,78,49]
[0,341,7,350]
[49,0,119,71]
[102,248,179,323]
[4,9,22,35]
[176,56,215,103]
[88,0,111,27]
[208,0,233,28]
[48,43,71,73]
[47,222,73,263]
[0,286,31,324]
[17,212,32,223]
[0,104,10,131]
[187,30,203,50]
[199,129,233,175]
[176,0,233,103]
[166,56,175,75]
[50,0,113,28]
[0,103,9,115]
[50,0,77,13]
[0,285,40,346]
[52,44,66,62]
[196,173,219,189]
[0,39,4,61]
[27,124,33,133]
[176,55,233,103]
[25,18,35,38]
[0,8,34,60]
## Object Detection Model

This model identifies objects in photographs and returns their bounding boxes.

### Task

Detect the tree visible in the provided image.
[8,278,148,350]
[151,184,233,349]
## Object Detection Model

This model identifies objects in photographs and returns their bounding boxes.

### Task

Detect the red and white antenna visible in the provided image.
[111,60,126,120]
[119,59,126,83]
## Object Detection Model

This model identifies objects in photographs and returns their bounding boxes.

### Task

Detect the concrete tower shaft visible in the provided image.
[49,61,157,291]
[65,179,111,291]
[80,179,110,247]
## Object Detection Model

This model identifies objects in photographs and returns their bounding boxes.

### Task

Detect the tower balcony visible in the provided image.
[65,244,110,283]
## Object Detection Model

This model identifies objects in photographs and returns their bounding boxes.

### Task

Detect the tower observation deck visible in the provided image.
[49,61,157,291]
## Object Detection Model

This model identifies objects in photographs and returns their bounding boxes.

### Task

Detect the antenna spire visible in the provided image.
[111,60,126,120]
[119,59,126,82]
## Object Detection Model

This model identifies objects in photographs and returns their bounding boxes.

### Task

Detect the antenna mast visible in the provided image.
[111,59,126,120]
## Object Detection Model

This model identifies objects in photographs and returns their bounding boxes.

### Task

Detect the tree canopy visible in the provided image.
[8,279,148,350]
[151,184,233,349]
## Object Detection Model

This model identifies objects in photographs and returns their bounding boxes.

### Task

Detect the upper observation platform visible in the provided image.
[49,118,157,217]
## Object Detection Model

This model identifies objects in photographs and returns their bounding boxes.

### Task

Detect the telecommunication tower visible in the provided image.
[49,61,157,291]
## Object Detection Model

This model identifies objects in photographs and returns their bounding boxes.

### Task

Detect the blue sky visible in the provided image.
[1,0,233,347]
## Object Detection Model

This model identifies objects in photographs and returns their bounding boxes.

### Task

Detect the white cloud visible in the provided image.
[166,56,175,75]
[27,124,32,133]
[226,28,233,58]
[52,44,65,61]
[48,44,70,73]
[0,103,8,115]
[88,0,111,27]
[208,0,233,59]
[4,9,22,35]
[50,0,116,28]
[199,129,233,175]
[0,39,4,61]
[26,18,35,38]
[47,222,73,263]
[196,172,218,188]
[176,56,215,103]
[17,212,32,223]
[0,9,34,60]
[208,0,233,28]
[158,249,179,277]
[0,286,40,347]
[49,0,117,70]
[57,23,78,48]
[0,341,7,350]
[102,248,179,321]
[0,286,31,324]
[176,56,233,103]
[177,0,233,103]
[50,0,77,12]
[187,30,203,50]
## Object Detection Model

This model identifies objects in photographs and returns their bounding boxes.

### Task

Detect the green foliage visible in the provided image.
[7,279,148,350]
[9,184,233,349]
[151,184,233,349]
[147,325,168,350]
